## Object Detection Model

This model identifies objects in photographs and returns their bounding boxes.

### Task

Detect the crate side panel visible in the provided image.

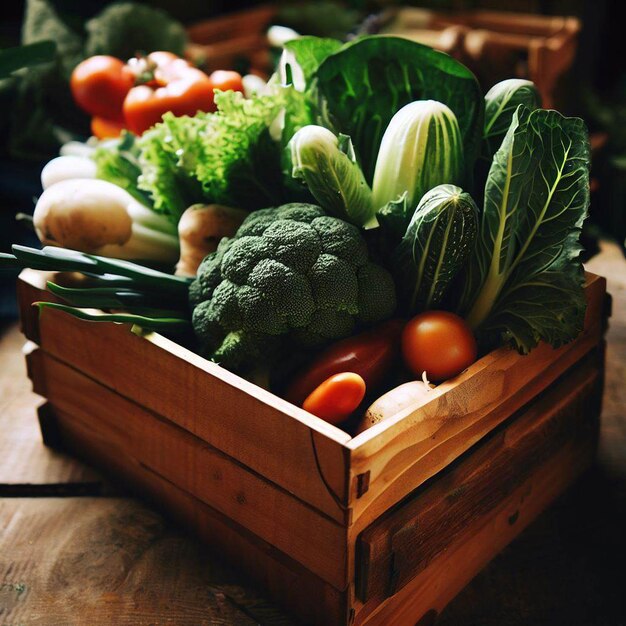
[354,365,601,625]
[348,274,605,533]
[44,403,351,626]
[356,349,601,609]
[31,348,349,589]
[18,271,350,524]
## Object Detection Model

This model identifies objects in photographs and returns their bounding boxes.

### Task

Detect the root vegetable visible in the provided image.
[356,375,434,434]
[33,178,179,264]
[175,204,249,277]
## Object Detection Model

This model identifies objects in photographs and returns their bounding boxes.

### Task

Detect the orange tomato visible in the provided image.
[90,116,126,139]
[70,56,133,122]
[302,373,366,425]
[402,311,477,382]
[123,52,217,134]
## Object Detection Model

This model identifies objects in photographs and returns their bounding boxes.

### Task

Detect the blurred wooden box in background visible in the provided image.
[185,5,580,108]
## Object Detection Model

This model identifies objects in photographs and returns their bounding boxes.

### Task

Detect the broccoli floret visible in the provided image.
[190,202,396,372]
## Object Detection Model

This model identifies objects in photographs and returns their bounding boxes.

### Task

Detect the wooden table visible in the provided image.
[2,241,626,626]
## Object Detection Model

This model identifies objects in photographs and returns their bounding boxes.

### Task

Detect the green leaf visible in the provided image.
[395,184,478,314]
[289,125,376,227]
[482,79,541,161]
[22,0,84,78]
[46,281,188,312]
[94,131,154,208]
[137,113,210,221]
[35,301,190,333]
[281,36,342,87]
[11,245,191,295]
[0,41,56,78]
[84,2,187,60]
[194,89,288,210]
[313,36,484,183]
[460,106,590,352]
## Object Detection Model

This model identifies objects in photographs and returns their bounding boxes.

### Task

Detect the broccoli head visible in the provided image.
[190,203,396,371]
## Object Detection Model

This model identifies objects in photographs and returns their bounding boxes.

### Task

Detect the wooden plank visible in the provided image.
[357,437,597,626]
[0,496,297,626]
[27,348,349,590]
[17,270,352,525]
[347,274,605,535]
[355,349,601,611]
[355,385,600,625]
[0,324,100,491]
[43,404,349,626]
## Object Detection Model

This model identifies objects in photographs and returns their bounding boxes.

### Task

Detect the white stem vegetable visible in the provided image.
[290,125,378,228]
[372,100,464,212]
[33,179,179,264]
[242,74,268,98]
[41,156,97,189]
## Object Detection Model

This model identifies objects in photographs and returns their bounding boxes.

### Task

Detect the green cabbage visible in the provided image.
[289,125,376,228]
[394,184,478,314]
[371,100,464,218]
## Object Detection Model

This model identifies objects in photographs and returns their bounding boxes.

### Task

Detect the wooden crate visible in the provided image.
[17,269,607,626]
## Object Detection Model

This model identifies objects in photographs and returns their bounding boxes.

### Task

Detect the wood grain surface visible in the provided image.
[1,240,625,625]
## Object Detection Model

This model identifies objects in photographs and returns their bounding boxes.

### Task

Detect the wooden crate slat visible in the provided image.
[43,403,349,626]
[17,270,351,526]
[27,348,349,590]
[347,274,605,534]
[355,349,601,610]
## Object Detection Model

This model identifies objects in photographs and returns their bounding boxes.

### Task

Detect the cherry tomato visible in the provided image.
[302,373,366,425]
[90,116,126,139]
[70,56,133,122]
[123,52,217,134]
[285,319,404,406]
[402,311,477,382]
[209,70,244,94]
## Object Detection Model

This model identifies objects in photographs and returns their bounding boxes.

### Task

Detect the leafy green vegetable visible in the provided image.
[9,245,191,295]
[0,41,56,79]
[94,132,153,207]
[280,36,342,88]
[459,106,590,352]
[482,79,541,161]
[371,100,464,218]
[137,113,209,221]
[289,125,376,228]
[35,301,190,333]
[313,36,483,183]
[22,0,84,78]
[194,90,288,210]
[2,245,192,333]
[395,184,478,314]
[84,2,187,60]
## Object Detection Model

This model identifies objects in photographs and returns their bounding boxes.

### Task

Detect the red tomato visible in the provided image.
[123,53,216,134]
[209,70,244,94]
[402,311,477,382]
[70,56,133,122]
[91,116,126,139]
[302,373,366,425]
[285,319,404,406]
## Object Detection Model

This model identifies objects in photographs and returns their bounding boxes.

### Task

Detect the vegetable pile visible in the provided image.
[1,34,592,433]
